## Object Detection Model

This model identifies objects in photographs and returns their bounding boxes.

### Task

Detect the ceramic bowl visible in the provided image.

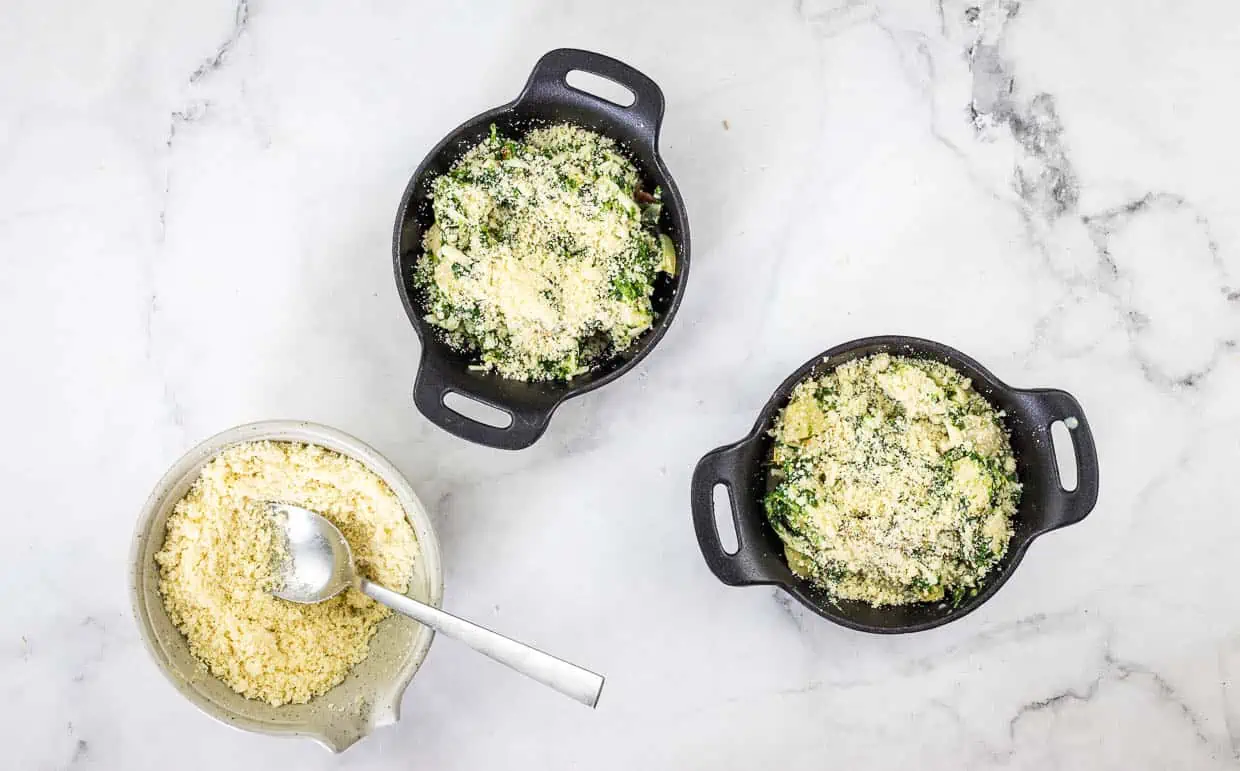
[129,420,444,751]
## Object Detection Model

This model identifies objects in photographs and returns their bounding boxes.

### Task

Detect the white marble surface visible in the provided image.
[4,0,1240,767]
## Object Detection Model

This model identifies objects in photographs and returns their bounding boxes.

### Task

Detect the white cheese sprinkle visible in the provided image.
[415,123,675,381]
[766,354,1021,607]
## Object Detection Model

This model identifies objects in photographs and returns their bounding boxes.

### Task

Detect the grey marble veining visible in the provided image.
[3,0,1240,768]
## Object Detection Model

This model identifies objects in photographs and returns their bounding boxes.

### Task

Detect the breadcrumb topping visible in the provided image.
[155,441,417,706]
[765,354,1021,607]
[415,123,676,381]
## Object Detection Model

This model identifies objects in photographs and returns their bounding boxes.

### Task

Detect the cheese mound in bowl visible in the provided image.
[414,122,677,382]
[764,354,1021,608]
[154,440,417,706]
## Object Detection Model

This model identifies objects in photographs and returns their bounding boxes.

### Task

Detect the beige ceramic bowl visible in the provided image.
[129,420,444,752]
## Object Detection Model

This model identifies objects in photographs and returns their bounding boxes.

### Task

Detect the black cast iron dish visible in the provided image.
[691,336,1100,634]
[393,48,690,450]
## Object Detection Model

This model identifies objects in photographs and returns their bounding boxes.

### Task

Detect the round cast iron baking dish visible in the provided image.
[393,48,690,450]
[691,336,1100,634]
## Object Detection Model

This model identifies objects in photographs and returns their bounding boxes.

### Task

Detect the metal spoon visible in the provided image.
[264,502,604,708]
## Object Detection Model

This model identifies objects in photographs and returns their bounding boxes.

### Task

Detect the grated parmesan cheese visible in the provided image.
[765,354,1021,607]
[414,123,676,381]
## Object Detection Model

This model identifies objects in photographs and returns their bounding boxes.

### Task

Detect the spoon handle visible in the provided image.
[359,579,604,708]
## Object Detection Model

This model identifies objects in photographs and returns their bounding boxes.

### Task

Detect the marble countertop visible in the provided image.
[5,0,1240,768]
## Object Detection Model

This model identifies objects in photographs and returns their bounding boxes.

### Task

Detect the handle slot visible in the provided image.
[565,70,636,107]
[1049,419,1078,492]
[711,482,740,555]
[443,391,513,429]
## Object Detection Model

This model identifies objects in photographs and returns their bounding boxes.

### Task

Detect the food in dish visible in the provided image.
[155,441,417,706]
[414,123,676,381]
[764,354,1021,607]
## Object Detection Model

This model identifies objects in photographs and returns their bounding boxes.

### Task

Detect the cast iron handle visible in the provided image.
[691,441,778,586]
[1020,388,1100,532]
[412,351,553,450]
[517,48,666,148]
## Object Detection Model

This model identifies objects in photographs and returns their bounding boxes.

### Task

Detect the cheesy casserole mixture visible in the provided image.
[414,123,676,381]
[764,354,1021,607]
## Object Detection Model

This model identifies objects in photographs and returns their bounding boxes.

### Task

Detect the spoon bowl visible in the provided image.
[268,502,355,604]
